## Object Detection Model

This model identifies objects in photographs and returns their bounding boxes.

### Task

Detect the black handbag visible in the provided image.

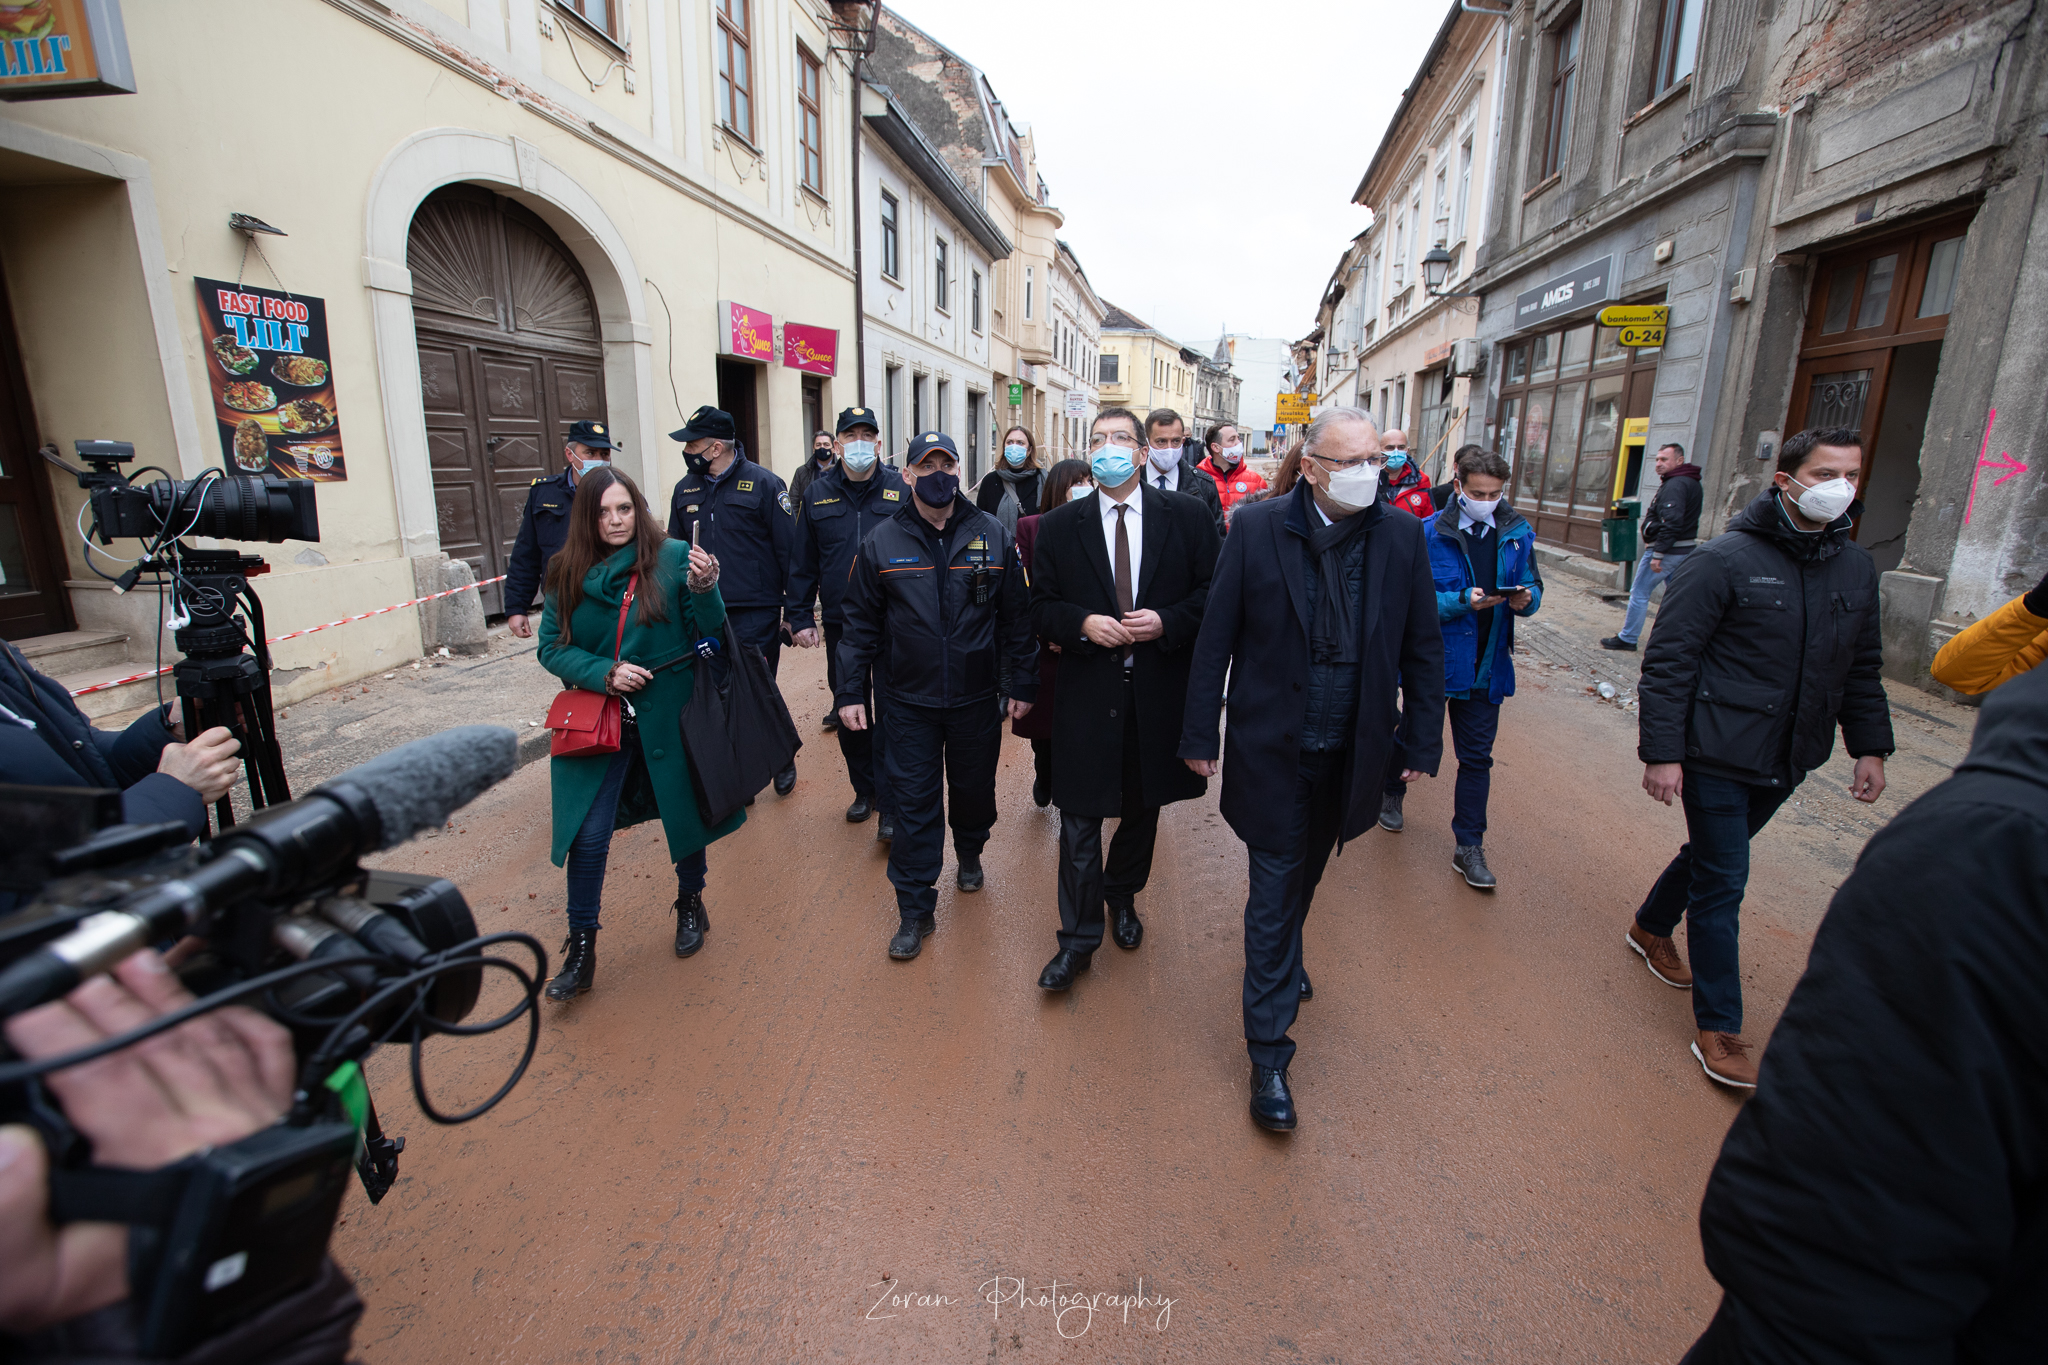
[677,621,803,826]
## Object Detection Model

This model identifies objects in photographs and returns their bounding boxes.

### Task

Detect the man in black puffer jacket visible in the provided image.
[1623,428,1893,1091]
[1682,662,2048,1365]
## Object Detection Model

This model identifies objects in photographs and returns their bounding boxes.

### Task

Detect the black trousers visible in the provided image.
[882,697,1000,919]
[1243,747,1346,1070]
[1056,676,1160,953]
[826,618,889,811]
[728,605,784,679]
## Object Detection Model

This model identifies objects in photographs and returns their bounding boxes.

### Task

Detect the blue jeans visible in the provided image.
[1635,768,1796,1034]
[565,728,708,931]
[1447,697,1500,846]
[1243,747,1345,1070]
[1619,548,1687,644]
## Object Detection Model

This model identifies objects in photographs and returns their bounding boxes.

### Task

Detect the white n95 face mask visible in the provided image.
[1321,461,1380,514]
[1787,472,1855,523]
[1148,444,1182,472]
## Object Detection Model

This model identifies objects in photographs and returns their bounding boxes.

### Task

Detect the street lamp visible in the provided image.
[1422,244,1482,299]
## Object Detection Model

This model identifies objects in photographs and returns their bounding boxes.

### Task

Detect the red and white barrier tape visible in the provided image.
[67,575,509,698]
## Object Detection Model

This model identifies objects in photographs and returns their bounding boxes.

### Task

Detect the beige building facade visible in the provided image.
[1313,3,1505,479]
[0,0,858,715]
[1098,305,1199,432]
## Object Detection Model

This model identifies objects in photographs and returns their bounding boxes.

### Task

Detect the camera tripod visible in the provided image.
[164,546,291,829]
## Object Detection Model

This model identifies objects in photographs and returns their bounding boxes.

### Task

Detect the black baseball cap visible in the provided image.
[566,419,616,450]
[908,430,958,461]
[669,406,736,442]
[836,405,881,435]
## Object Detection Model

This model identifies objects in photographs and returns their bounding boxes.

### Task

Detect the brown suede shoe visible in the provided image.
[1692,1031,1759,1089]
[1626,922,1694,988]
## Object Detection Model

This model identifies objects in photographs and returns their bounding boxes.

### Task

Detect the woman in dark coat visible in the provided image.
[1011,459,1095,807]
[537,468,743,1002]
[974,425,1042,539]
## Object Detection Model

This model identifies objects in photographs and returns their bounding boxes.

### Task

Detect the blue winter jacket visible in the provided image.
[1425,504,1543,704]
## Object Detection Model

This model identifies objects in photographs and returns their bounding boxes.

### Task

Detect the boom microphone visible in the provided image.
[0,726,518,1017]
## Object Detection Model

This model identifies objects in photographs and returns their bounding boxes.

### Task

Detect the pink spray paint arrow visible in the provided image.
[1962,409,2030,524]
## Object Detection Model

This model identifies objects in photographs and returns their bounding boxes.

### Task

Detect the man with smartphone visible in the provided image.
[1414,447,1542,889]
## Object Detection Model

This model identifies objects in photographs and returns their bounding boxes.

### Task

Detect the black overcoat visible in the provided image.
[1178,482,1445,851]
[1030,482,1220,817]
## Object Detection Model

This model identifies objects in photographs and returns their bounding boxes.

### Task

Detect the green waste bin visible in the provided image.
[1602,498,1641,565]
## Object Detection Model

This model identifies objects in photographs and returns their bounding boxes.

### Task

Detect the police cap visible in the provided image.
[835,406,881,435]
[565,419,617,450]
[669,406,737,442]
[908,430,959,461]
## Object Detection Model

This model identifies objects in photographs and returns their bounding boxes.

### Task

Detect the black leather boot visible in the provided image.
[546,928,596,1001]
[674,893,710,957]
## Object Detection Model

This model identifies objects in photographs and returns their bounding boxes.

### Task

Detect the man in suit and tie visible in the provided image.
[1180,405,1445,1132]
[1029,407,1222,991]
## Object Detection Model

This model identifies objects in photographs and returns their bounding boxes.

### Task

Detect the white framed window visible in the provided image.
[1455,134,1474,241]
[1024,266,1034,320]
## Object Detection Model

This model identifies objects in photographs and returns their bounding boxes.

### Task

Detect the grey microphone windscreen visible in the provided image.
[318,725,519,850]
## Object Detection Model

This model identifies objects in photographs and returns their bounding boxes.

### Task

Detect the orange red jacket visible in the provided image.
[1197,455,1268,513]
[1387,463,1434,519]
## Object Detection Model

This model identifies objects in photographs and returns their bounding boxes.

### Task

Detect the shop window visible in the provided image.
[1541,12,1581,181]
[1558,322,1594,378]
[880,192,899,279]
[1496,308,1661,531]
[1917,236,1964,318]
[1652,0,1702,98]
[798,46,824,195]
[716,0,754,145]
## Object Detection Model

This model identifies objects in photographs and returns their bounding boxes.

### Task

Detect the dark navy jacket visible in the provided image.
[785,464,910,629]
[1179,480,1444,851]
[1425,504,1544,704]
[503,466,578,615]
[835,498,1038,711]
[0,641,207,911]
[667,455,798,611]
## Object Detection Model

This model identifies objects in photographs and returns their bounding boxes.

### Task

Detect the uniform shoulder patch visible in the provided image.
[530,477,544,486]
[881,488,902,501]
[778,490,794,514]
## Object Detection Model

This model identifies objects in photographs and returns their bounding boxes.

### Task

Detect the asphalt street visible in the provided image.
[326,577,1976,1364]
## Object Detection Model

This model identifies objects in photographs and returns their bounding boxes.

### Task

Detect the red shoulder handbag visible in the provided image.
[544,574,637,758]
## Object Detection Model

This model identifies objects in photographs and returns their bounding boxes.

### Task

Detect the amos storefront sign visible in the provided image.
[718,300,775,362]
[0,0,136,99]
[1514,255,1612,329]
[781,322,837,376]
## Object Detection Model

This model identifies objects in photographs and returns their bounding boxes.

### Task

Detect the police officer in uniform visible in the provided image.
[787,407,905,829]
[837,431,1038,960]
[668,405,802,796]
[504,419,617,637]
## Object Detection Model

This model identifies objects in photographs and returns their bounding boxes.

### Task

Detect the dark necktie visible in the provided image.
[1156,471,1169,490]
[1114,504,1134,665]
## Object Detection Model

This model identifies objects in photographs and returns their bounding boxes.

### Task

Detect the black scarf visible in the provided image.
[1308,503,1373,664]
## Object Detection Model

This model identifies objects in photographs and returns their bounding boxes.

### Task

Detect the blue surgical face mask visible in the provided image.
[1384,450,1409,471]
[1091,448,1136,488]
[841,440,878,473]
[1003,443,1030,467]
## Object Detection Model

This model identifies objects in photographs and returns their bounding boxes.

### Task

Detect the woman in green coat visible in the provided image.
[537,467,744,1001]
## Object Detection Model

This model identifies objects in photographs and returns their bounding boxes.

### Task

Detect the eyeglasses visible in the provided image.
[1307,452,1387,471]
[1087,432,1140,450]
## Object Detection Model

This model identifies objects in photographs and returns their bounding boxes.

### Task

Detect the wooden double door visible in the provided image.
[408,186,607,616]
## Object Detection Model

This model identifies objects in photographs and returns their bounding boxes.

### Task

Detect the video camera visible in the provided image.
[0,727,537,1358]
[47,438,325,828]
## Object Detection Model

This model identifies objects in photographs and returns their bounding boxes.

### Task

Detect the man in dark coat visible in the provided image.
[668,405,802,796]
[1602,441,1702,652]
[836,432,1038,960]
[1138,409,1225,538]
[503,419,618,637]
[1179,405,1444,1132]
[790,428,837,504]
[1681,662,2048,1365]
[1627,427,1893,1090]
[1028,406,1220,991]
[0,641,241,913]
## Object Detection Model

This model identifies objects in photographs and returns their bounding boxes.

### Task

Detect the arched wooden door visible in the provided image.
[408,185,607,615]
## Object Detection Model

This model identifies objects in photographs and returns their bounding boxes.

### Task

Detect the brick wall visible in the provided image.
[1778,0,1993,99]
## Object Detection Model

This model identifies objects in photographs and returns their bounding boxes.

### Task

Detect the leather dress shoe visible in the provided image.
[822,710,839,731]
[773,764,797,797]
[888,914,936,960]
[1378,789,1405,832]
[674,893,709,957]
[1299,971,1313,1001]
[876,812,896,842]
[1110,902,1143,950]
[1032,772,1051,808]
[1250,1065,1297,1132]
[956,853,984,892]
[1037,947,1093,991]
[845,795,874,822]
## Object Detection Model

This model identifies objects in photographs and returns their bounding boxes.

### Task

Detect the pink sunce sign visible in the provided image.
[783,322,838,376]
[721,300,775,362]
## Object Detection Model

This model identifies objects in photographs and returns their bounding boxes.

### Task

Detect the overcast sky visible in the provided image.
[886,0,1455,348]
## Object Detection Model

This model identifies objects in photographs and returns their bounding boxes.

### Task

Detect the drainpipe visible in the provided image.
[849,0,879,406]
